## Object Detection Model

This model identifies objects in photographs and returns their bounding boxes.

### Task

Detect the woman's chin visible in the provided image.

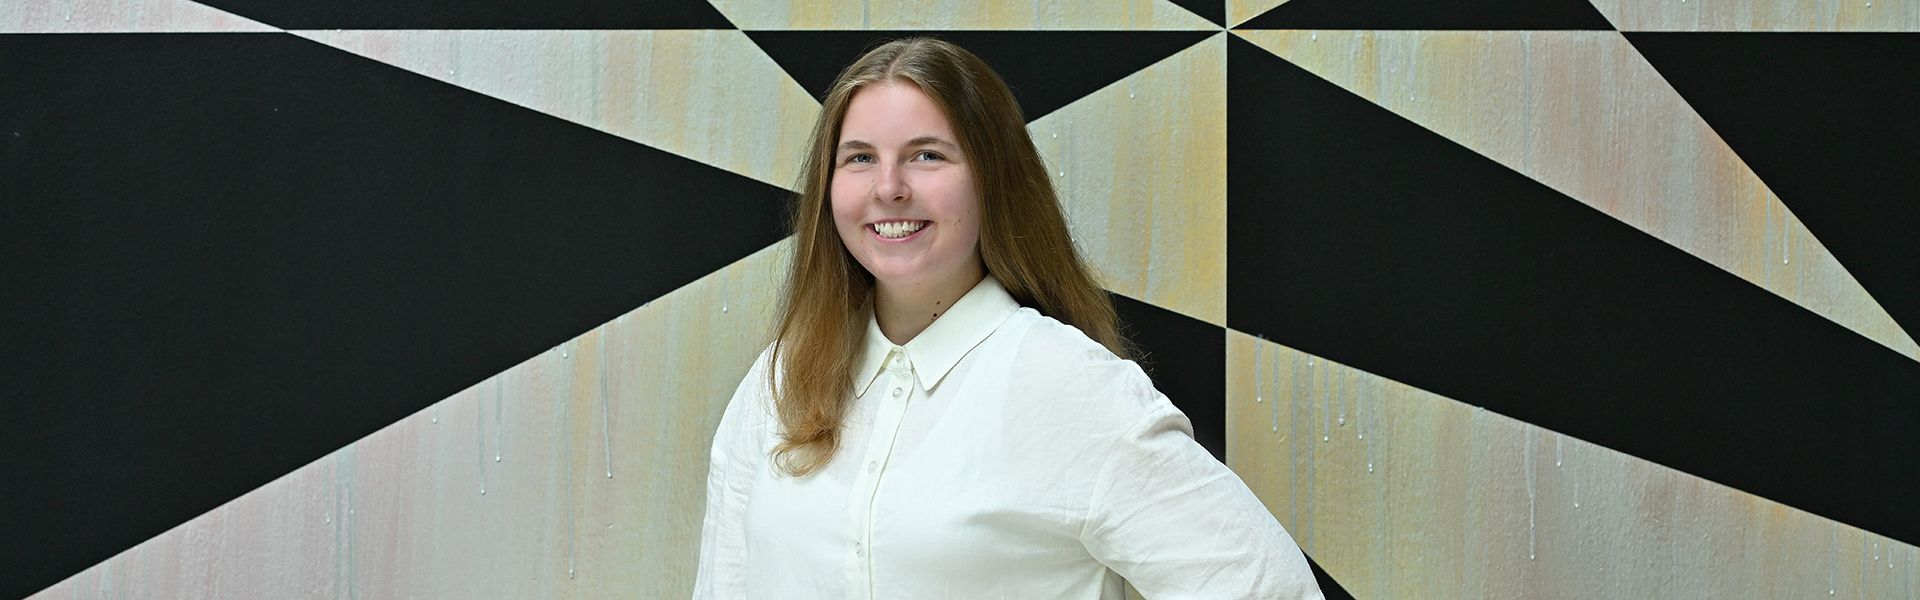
[864,264,948,289]
[866,269,926,288]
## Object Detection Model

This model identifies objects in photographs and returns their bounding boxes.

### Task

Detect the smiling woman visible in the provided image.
[693,37,1323,599]
[830,82,985,345]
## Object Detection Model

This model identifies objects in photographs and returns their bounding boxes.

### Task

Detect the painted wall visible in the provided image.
[5,0,1917,598]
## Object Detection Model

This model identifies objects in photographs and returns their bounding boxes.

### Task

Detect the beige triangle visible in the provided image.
[709,0,1215,30]
[1237,29,1919,361]
[1589,0,1920,32]
[1029,33,1226,326]
[1229,0,1294,28]
[1226,331,1919,597]
[3,0,277,33]
[294,29,818,191]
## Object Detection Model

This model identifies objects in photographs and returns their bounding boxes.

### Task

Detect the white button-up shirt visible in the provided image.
[694,275,1322,599]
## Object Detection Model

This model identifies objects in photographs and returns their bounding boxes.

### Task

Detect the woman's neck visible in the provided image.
[873,268,985,346]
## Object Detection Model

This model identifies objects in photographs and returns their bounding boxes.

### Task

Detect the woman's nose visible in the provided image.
[872,164,909,203]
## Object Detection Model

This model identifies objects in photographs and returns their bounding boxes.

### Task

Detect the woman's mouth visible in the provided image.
[871,220,930,240]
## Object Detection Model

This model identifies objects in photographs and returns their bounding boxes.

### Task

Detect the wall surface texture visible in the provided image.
[4,0,1918,598]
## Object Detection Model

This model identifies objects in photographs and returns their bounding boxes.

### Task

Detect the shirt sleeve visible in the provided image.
[1079,400,1324,600]
[691,352,768,599]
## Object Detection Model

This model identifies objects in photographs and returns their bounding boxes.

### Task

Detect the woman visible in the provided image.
[695,37,1322,599]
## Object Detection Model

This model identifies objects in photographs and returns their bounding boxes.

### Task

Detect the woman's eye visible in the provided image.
[846,153,873,164]
[914,150,944,162]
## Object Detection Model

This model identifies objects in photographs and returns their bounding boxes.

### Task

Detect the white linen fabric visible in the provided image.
[693,275,1324,599]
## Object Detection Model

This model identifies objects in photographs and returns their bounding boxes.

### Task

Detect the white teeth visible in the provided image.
[874,221,926,239]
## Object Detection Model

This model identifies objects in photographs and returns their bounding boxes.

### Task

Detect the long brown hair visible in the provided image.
[768,37,1127,477]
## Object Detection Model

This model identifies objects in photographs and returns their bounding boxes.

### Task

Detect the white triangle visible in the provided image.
[294,29,820,191]
[1229,0,1294,27]
[1029,34,1227,325]
[3,0,278,33]
[1239,29,1919,361]
[1589,0,1920,32]
[710,0,1215,30]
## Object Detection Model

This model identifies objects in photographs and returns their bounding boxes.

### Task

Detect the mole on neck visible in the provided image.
[874,272,981,346]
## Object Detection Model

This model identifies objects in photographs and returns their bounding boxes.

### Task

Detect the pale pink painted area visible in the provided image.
[2,0,277,33]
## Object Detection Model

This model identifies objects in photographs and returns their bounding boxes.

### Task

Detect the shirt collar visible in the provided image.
[852,274,1021,398]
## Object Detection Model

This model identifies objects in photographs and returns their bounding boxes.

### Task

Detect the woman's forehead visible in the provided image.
[839,83,957,141]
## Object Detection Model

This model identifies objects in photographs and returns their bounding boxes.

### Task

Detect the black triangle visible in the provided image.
[1627,32,1920,348]
[746,31,1214,122]
[1227,35,1920,548]
[1105,291,1356,599]
[1239,0,1613,30]
[0,33,785,599]
[1110,293,1226,464]
[192,0,733,29]
[1306,554,1357,600]
[1165,0,1227,27]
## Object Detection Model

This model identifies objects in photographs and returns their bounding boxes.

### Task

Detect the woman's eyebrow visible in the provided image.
[836,137,959,153]
[907,136,959,151]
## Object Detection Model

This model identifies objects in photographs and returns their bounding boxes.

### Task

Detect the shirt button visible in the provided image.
[854,542,864,556]
[866,460,878,473]
[891,387,904,398]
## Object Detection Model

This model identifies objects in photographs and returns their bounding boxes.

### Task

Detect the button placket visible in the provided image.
[849,348,913,598]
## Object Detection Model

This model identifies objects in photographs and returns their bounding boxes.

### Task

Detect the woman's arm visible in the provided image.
[691,353,768,598]
[1079,401,1324,600]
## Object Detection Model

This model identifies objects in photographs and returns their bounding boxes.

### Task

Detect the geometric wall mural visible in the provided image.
[4,0,1917,597]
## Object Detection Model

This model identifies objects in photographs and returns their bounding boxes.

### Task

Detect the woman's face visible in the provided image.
[830,82,984,293]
